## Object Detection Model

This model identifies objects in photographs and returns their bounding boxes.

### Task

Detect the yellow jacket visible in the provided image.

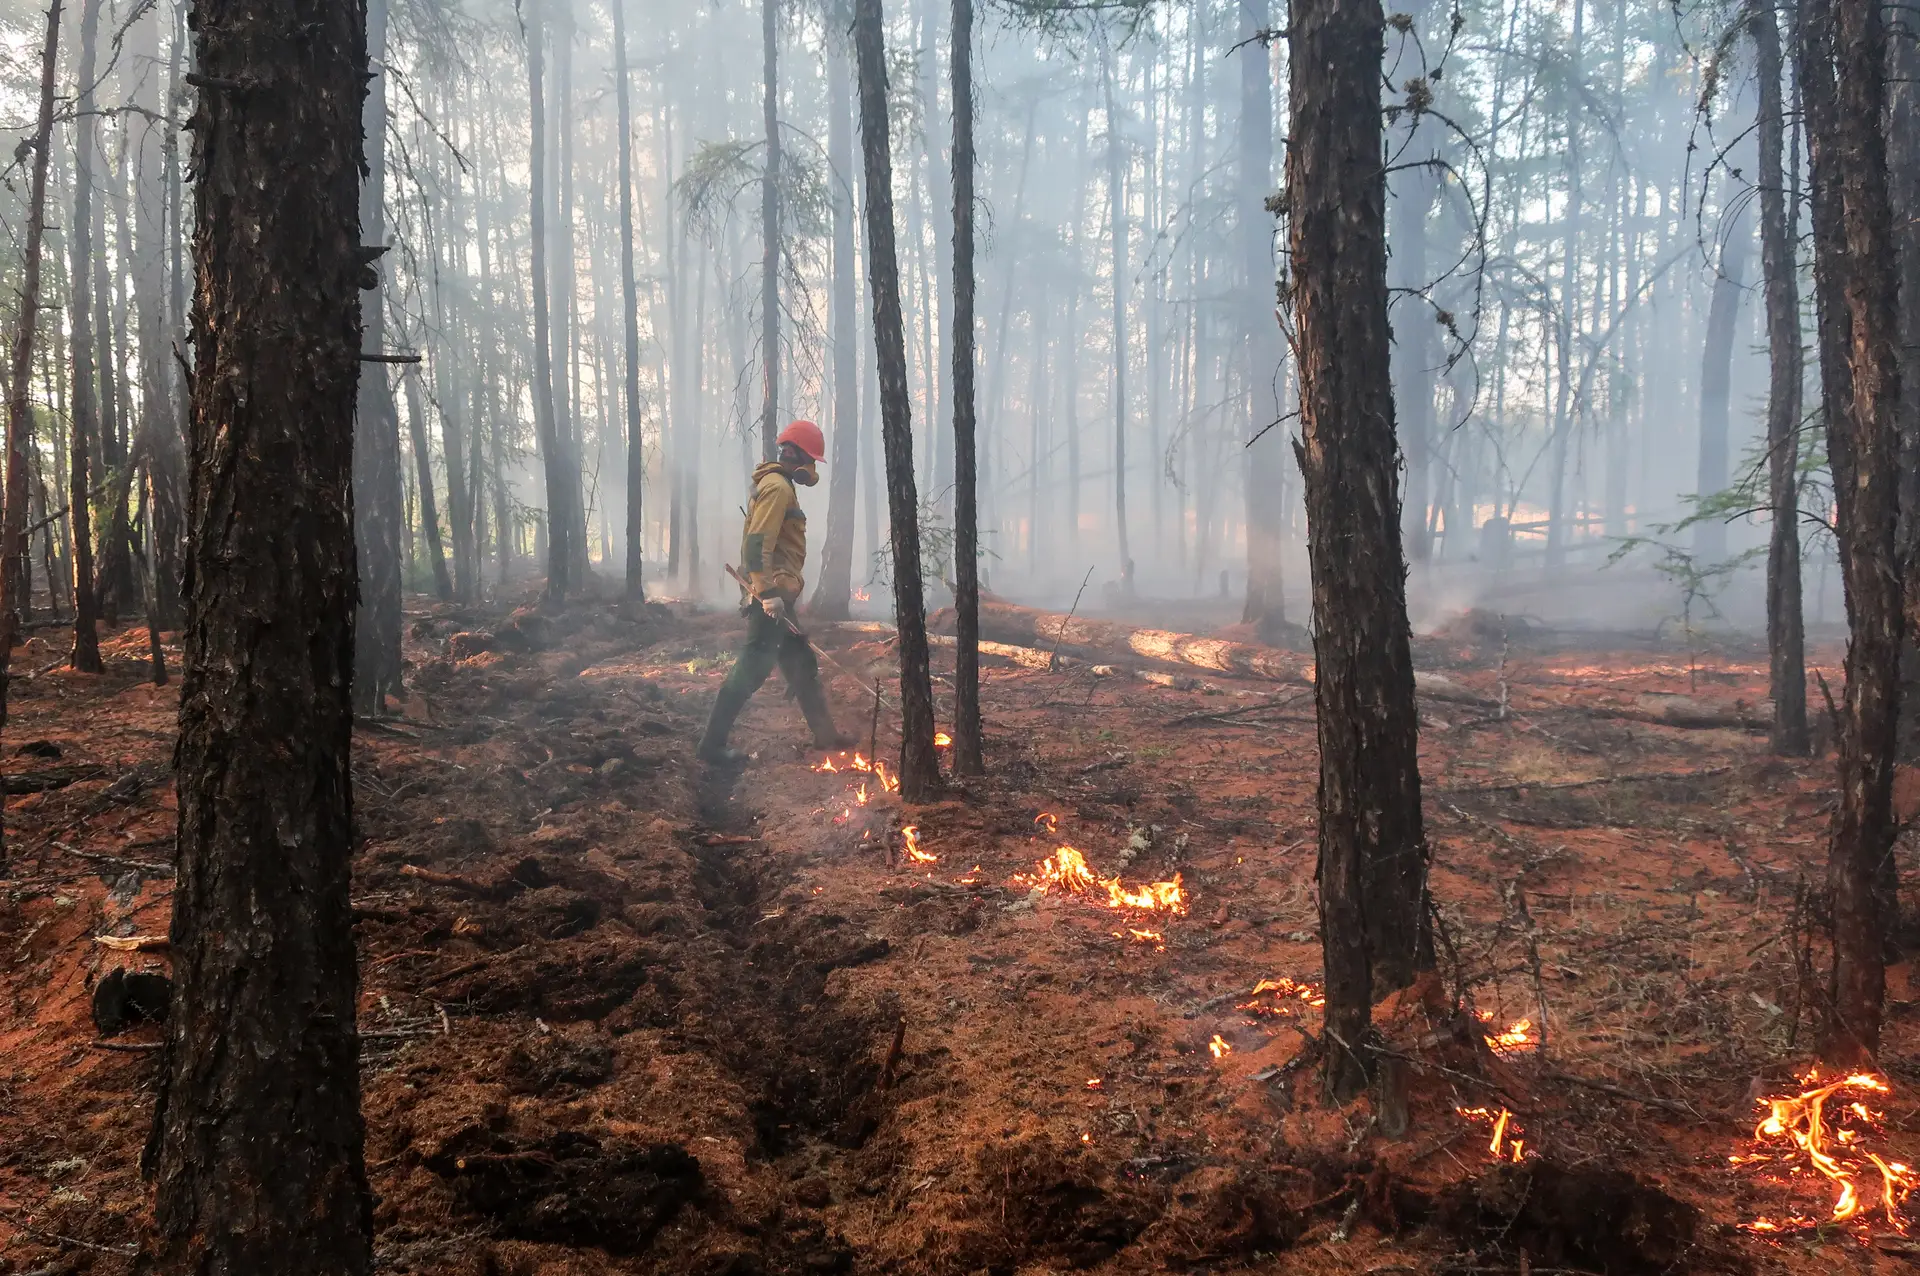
[739,460,815,600]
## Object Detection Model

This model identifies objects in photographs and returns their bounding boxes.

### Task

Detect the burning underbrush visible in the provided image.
[1733,1069,1915,1235]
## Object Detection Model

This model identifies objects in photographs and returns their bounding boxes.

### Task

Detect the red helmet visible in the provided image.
[777,419,826,462]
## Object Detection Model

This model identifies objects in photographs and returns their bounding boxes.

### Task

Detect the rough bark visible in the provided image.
[354,0,405,709]
[1753,7,1810,756]
[1821,0,1903,1063]
[614,0,645,599]
[1288,0,1431,1099]
[66,0,103,673]
[812,9,861,620]
[1693,206,1749,563]
[1239,0,1287,638]
[144,0,373,1261]
[527,1,571,600]
[853,0,941,801]
[760,0,781,462]
[950,0,982,775]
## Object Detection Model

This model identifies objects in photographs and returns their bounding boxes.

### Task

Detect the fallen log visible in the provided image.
[935,598,1314,683]
[1543,694,1771,732]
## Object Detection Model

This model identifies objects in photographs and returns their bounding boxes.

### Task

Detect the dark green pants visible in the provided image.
[721,606,822,701]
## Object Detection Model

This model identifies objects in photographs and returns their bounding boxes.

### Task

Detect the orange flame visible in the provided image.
[934,731,952,748]
[1239,977,1326,1016]
[1035,812,1059,835]
[901,824,937,865]
[1014,845,1188,916]
[1476,1009,1536,1055]
[853,588,871,602]
[1457,1106,1529,1162]
[1209,1034,1232,1060]
[1737,1070,1914,1233]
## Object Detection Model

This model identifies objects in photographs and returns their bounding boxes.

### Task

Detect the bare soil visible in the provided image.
[1,593,1915,1274]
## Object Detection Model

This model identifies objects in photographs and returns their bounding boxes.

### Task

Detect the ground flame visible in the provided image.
[934,732,952,748]
[1238,977,1326,1017]
[1458,1106,1528,1162]
[1736,1070,1914,1234]
[1014,845,1188,916]
[1476,1009,1537,1055]
[1209,1034,1232,1060]
[900,825,938,865]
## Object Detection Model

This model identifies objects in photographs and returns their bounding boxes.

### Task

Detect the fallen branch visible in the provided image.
[88,1040,162,1054]
[398,863,518,900]
[1437,766,1733,798]
[878,1016,907,1090]
[4,765,106,795]
[92,934,169,953]
[50,841,173,876]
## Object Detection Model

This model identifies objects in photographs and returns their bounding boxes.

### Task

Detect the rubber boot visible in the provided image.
[697,683,753,764]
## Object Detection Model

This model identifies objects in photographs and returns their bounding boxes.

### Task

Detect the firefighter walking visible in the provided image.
[698,420,855,764]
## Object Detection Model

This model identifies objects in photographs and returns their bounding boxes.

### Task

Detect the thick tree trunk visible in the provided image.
[143,0,372,1263]
[527,3,571,600]
[1288,0,1431,1099]
[354,0,405,709]
[0,0,63,866]
[1694,207,1749,563]
[1818,0,1903,1063]
[402,372,452,600]
[67,0,104,673]
[853,0,941,801]
[950,0,983,775]
[614,0,645,599]
[1239,0,1287,638]
[760,0,781,462]
[812,11,861,621]
[1753,8,1809,757]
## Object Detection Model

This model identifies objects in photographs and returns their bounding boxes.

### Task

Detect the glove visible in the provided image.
[759,596,789,625]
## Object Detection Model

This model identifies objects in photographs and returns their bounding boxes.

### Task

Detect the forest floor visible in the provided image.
[1,590,1917,1275]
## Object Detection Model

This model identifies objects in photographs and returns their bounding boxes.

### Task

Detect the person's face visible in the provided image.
[781,442,813,469]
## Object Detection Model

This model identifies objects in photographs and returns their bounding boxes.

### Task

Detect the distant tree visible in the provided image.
[1285,0,1432,1098]
[854,0,942,800]
[66,0,105,674]
[526,0,573,600]
[145,0,373,1264]
[614,0,645,600]
[810,2,862,621]
[760,0,781,461]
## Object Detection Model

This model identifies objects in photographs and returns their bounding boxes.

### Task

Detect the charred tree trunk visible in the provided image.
[354,0,405,710]
[144,0,373,1262]
[67,0,104,673]
[1754,7,1810,756]
[1287,0,1431,1099]
[1817,0,1904,1062]
[760,0,781,462]
[614,0,645,599]
[1239,0,1287,639]
[854,0,941,801]
[527,2,571,600]
[1694,207,1749,563]
[812,8,860,621]
[0,0,63,865]
[402,372,452,601]
[950,0,982,775]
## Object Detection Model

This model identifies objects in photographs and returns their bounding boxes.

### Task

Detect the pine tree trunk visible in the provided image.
[1103,39,1133,596]
[760,0,781,462]
[854,0,941,801]
[613,0,645,599]
[354,0,405,709]
[1288,0,1430,1101]
[402,372,452,600]
[1239,0,1287,638]
[1753,7,1810,757]
[0,0,63,867]
[527,2,571,600]
[812,9,861,621]
[1816,0,1903,1063]
[67,0,104,673]
[147,0,373,1257]
[1694,209,1749,563]
[950,0,983,775]
[1389,3,1438,565]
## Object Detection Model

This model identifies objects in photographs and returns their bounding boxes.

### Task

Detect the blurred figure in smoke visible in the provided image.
[698,421,856,764]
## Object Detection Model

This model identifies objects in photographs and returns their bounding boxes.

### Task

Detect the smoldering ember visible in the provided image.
[2,0,1919,1269]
